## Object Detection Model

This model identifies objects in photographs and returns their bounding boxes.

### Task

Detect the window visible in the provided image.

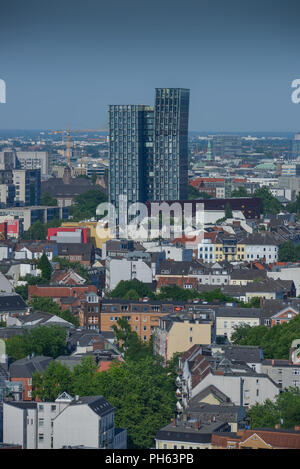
[51,405,56,412]
[39,434,44,442]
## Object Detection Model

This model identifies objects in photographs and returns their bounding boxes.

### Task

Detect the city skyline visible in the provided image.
[0,0,300,132]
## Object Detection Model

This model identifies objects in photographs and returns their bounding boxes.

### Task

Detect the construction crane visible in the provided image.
[51,127,107,168]
[80,144,86,176]
[51,126,72,167]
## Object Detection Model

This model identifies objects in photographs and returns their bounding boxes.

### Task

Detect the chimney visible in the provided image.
[295,426,300,431]
[194,419,201,430]
[172,418,177,427]
[275,424,280,430]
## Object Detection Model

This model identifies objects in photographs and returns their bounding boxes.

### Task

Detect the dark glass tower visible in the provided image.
[108,88,190,210]
[108,104,154,211]
[153,88,190,201]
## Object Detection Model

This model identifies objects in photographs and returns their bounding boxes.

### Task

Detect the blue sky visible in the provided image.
[0,0,300,131]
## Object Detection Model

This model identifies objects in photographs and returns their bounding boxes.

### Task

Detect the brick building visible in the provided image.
[9,356,53,400]
[28,285,98,302]
[98,299,189,342]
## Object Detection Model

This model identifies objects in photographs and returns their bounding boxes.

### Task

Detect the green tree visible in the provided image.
[112,318,153,362]
[286,194,300,214]
[225,202,233,219]
[231,186,248,198]
[71,356,99,396]
[188,185,212,200]
[69,189,107,221]
[52,256,89,282]
[5,326,67,362]
[30,335,176,448]
[231,314,300,359]
[108,279,155,300]
[29,296,80,327]
[37,253,51,281]
[23,220,47,240]
[15,284,29,301]
[22,218,61,240]
[247,388,300,429]
[279,241,300,262]
[254,187,282,215]
[93,357,176,448]
[41,192,58,206]
[32,361,73,401]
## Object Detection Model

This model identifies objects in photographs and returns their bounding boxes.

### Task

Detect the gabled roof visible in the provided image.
[239,232,280,246]
[0,293,28,312]
[9,355,53,378]
[70,395,115,417]
[189,385,231,406]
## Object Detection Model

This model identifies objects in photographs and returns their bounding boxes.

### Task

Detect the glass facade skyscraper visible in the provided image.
[153,88,190,201]
[108,104,154,210]
[108,88,190,209]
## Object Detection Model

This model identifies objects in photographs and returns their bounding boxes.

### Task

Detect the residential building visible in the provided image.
[178,345,280,409]
[154,313,214,365]
[79,292,101,330]
[0,293,28,323]
[155,419,230,450]
[3,392,126,449]
[28,284,98,302]
[240,232,280,263]
[9,356,53,400]
[215,307,261,341]
[56,242,95,267]
[105,252,153,291]
[223,278,295,303]
[267,264,300,297]
[99,298,176,342]
[211,427,300,449]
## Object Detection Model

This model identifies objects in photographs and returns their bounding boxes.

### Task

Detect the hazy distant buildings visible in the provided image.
[212,135,242,159]
[108,88,190,210]
[292,133,300,160]
[281,163,300,177]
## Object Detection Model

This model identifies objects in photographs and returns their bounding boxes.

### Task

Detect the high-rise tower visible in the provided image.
[108,104,154,211]
[153,88,190,201]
